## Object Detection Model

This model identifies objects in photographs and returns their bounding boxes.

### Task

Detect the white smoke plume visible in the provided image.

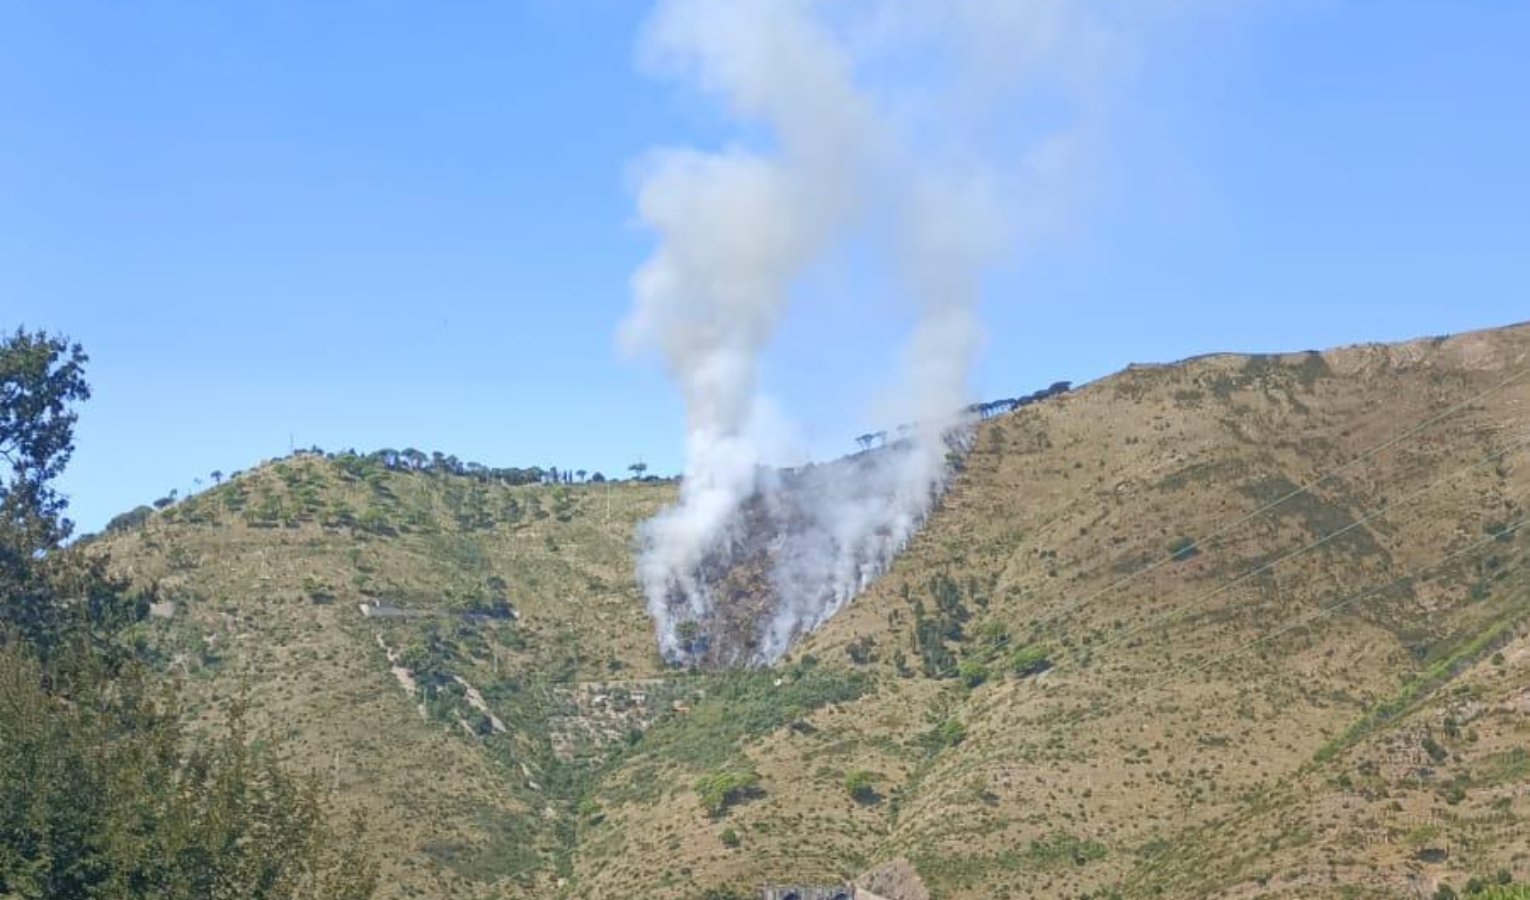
[624,0,1174,663]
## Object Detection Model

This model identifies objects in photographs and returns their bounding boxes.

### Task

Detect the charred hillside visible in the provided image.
[657,431,972,668]
[648,386,1075,670]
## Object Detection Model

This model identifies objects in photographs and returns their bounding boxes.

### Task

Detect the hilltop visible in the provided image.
[100,321,1530,899]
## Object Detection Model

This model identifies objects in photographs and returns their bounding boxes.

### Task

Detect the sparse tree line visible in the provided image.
[112,380,1072,532]
[102,447,676,536]
[323,448,670,487]
[252,447,614,489]
[0,328,376,898]
[854,380,1073,449]
[967,380,1073,421]
[331,447,598,486]
[107,447,625,538]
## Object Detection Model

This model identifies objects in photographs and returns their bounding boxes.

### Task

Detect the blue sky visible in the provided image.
[3,1,1527,534]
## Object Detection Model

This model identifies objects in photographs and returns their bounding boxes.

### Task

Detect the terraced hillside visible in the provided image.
[103,321,1530,899]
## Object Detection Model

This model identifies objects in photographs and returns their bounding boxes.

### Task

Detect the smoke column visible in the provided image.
[624,0,1167,663]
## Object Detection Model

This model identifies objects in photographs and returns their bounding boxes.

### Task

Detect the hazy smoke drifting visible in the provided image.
[624,0,1166,663]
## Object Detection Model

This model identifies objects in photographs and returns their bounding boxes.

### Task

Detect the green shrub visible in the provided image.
[695,768,761,817]
[958,657,989,688]
[933,719,967,748]
[1470,886,1530,899]
[1169,536,1199,561]
[1006,644,1052,677]
[844,769,878,803]
[845,635,875,665]
[577,798,604,825]
[104,504,153,534]
[975,621,1010,648]
[633,666,867,769]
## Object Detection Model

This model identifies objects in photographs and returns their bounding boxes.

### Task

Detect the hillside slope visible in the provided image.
[103,321,1530,899]
[106,463,680,897]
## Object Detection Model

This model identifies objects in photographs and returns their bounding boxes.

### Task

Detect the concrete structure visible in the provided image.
[760,887,854,900]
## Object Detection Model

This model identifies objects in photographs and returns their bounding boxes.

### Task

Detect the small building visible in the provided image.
[357,598,423,619]
[761,887,854,900]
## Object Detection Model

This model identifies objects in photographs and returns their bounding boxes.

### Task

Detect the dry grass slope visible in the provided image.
[103,321,1530,899]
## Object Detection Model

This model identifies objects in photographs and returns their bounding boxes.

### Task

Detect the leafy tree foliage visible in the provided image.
[0,329,88,548]
[0,330,143,664]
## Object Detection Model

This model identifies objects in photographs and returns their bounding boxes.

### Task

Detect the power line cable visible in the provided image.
[1032,363,1530,633]
[1085,433,1530,658]
[924,435,1529,682]
[896,515,1530,878]
[1088,514,1529,724]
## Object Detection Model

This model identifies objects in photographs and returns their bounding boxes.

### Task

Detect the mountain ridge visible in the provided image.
[100,319,1530,899]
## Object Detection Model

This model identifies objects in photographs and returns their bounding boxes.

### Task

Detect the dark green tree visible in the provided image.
[104,505,154,534]
[676,619,702,654]
[0,329,89,550]
[1,330,143,663]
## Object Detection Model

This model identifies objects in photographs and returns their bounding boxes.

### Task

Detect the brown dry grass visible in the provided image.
[104,320,1530,899]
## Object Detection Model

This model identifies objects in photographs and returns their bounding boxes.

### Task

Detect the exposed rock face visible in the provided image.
[855,858,931,900]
